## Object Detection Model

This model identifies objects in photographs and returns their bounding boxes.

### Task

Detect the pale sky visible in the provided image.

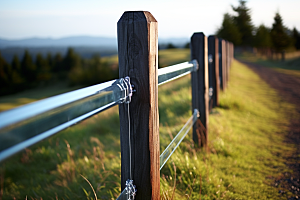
[0,0,299,40]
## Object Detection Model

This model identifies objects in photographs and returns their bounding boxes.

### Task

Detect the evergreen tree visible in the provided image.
[53,53,63,73]
[0,53,10,88]
[254,24,272,48]
[270,12,291,52]
[11,55,24,85]
[36,53,51,81]
[63,48,81,71]
[217,13,241,45]
[232,0,254,46]
[35,53,47,69]
[292,28,300,50]
[11,55,21,72]
[21,50,37,83]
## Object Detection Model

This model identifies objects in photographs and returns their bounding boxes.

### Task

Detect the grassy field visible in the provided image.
[236,51,300,78]
[0,49,298,199]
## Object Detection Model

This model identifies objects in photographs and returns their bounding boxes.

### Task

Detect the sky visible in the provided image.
[0,0,299,40]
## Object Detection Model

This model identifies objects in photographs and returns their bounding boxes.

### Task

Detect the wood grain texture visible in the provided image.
[191,33,209,148]
[208,36,219,108]
[117,11,159,200]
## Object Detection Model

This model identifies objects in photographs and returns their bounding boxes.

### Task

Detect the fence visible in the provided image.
[0,11,234,200]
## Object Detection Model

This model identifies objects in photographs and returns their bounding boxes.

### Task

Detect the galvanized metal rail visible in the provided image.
[0,77,133,162]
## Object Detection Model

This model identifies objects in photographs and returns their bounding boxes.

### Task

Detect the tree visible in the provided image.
[184,42,190,49]
[270,12,291,52]
[166,43,176,49]
[11,55,24,85]
[232,0,254,46]
[0,53,10,88]
[21,50,37,83]
[63,48,81,71]
[254,24,272,48]
[35,53,51,81]
[217,13,241,45]
[53,53,63,73]
[292,28,300,50]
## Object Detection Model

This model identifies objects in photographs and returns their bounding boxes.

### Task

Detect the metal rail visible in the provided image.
[160,109,199,170]
[158,60,198,86]
[0,77,133,162]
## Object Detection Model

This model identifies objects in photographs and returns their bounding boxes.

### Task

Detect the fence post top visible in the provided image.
[191,32,205,38]
[208,35,218,39]
[118,11,157,24]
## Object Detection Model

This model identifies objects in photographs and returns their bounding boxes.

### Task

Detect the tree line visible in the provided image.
[217,0,300,56]
[0,48,118,96]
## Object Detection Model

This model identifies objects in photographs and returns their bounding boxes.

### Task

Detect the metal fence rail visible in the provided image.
[0,77,133,162]
[160,109,199,170]
[158,60,198,86]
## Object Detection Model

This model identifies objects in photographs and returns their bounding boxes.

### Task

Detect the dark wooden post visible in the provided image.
[208,35,219,108]
[218,39,224,91]
[221,39,227,90]
[231,43,234,65]
[226,41,230,82]
[117,11,160,200]
[191,32,209,148]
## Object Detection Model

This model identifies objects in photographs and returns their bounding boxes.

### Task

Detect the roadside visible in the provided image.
[239,59,300,199]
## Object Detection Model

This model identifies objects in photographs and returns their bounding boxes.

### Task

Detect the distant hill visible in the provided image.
[0,36,189,62]
[0,36,118,48]
[0,36,189,49]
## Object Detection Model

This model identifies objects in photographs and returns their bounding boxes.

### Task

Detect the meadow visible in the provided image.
[0,49,298,199]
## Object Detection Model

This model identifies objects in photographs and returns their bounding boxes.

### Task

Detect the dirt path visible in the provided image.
[240,60,300,199]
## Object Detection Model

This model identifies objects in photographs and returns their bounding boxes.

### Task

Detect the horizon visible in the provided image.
[0,35,191,41]
[0,0,299,40]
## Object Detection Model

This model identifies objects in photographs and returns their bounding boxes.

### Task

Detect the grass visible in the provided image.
[158,48,190,68]
[159,59,297,199]
[0,49,298,199]
[236,51,300,78]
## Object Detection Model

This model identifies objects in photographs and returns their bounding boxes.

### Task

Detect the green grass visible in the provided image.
[236,51,300,78]
[159,48,190,68]
[159,59,297,199]
[0,49,298,199]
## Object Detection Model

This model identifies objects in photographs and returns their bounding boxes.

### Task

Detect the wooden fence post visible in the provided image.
[191,32,209,148]
[226,41,230,82]
[218,39,224,91]
[117,11,159,200]
[221,39,227,90]
[208,35,219,108]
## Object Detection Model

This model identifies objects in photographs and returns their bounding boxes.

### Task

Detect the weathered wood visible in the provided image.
[208,35,219,108]
[220,39,227,90]
[191,32,209,149]
[117,11,159,200]
[218,39,223,90]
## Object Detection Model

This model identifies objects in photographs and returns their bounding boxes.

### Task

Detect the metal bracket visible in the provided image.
[209,87,213,99]
[190,59,199,71]
[117,76,135,104]
[208,54,213,64]
[125,179,137,200]
[194,109,200,119]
